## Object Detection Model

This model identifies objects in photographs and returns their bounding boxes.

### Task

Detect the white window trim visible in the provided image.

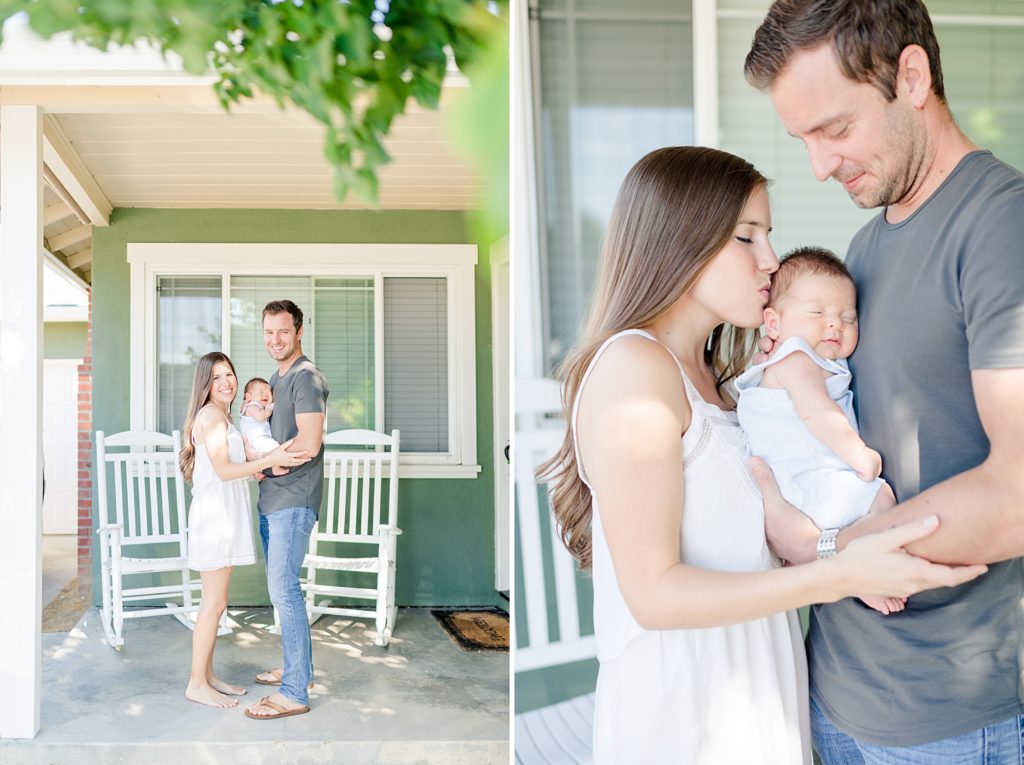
[128,242,482,479]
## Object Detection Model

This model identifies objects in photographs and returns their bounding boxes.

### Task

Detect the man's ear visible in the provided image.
[763,306,781,340]
[898,44,931,109]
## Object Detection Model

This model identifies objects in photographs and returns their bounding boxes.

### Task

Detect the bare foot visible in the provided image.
[209,675,247,696]
[245,691,309,718]
[186,682,238,708]
[860,595,907,615]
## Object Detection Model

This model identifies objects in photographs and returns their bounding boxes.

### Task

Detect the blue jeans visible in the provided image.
[812,695,1024,764]
[259,506,317,706]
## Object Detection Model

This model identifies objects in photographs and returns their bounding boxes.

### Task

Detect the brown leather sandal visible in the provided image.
[244,696,310,720]
[254,669,313,688]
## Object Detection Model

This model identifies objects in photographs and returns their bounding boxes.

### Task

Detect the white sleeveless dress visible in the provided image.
[188,420,257,571]
[575,330,810,765]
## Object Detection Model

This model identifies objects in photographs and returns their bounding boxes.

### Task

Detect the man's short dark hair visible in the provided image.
[769,246,854,305]
[744,0,945,104]
[262,299,303,331]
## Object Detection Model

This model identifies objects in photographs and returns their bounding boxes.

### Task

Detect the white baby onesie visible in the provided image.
[735,336,884,530]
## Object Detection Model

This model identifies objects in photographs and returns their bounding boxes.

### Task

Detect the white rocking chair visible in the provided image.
[514,379,597,764]
[95,429,220,648]
[274,428,401,646]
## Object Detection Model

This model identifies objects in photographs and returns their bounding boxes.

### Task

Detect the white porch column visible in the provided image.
[0,104,44,739]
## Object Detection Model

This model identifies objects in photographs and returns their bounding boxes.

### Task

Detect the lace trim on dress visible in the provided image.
[681,418,712,468]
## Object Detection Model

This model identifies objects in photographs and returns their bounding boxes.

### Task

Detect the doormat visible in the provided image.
[432,609,509,652]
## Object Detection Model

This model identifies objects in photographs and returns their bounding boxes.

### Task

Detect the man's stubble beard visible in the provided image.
[846,103,924,210]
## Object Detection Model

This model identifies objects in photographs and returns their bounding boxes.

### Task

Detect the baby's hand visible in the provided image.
[851,448,882,481]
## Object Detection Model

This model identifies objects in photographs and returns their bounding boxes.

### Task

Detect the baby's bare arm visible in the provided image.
[768,353,879,479]
[249,402,273,422]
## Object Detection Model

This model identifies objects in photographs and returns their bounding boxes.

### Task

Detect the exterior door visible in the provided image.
[42,359,80,534]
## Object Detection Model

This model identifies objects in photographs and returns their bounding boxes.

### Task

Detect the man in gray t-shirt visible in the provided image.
[244,300,327,721]
[745,0,1024,760]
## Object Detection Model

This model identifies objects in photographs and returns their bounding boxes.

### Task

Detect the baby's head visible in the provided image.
[243,377,272,405]
[765,247,859,361]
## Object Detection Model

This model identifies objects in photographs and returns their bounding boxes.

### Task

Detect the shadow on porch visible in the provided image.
[3,607,509,764]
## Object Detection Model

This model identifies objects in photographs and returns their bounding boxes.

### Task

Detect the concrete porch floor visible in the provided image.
[3,607,509,764]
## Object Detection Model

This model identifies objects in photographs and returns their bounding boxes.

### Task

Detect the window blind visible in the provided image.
[228,276,313,410]
[383,277,448,452]
[536,3,694,369]
[313,278,375,431]
[156,276,222,434]
[156,271,454,455]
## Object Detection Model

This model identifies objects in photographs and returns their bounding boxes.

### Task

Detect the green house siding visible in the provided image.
[44,322,87,359]
[91,208,499,608]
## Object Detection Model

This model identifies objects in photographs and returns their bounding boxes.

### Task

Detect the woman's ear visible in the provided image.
[763,306,781,340]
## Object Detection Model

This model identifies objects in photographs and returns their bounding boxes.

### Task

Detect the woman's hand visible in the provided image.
[751,456,820,565]
[267,438,311,469]
[823,516,988,602]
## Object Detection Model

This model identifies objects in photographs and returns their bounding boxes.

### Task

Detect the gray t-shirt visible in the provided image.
[808,151,1024,745]
[256,355,329,516]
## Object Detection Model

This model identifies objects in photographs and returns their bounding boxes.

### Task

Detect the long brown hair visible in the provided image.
[179,351,237,483]
[538,146,767,569]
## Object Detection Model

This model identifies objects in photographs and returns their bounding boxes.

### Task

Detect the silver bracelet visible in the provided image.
[816,527,840,559]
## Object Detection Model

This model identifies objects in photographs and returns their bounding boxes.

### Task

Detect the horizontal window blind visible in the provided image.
[940,24,1024,174]
[156,271,455,455]
[537,3,694,370]
[156,276,222,434]
[313,278,375,432]
[383,277,448,452]
[229,276,313,410]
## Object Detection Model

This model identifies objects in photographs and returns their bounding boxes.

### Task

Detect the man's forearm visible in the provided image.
[290,432,322,455]
[838,458,1024,564]
[291,413,325,456]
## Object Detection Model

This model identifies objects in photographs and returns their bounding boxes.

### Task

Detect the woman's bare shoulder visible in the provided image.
[193,405,228,441]
[581,334,689,419]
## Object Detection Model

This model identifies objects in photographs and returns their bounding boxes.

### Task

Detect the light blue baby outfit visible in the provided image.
[735,336,884,530]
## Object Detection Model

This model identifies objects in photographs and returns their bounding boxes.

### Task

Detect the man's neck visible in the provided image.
[887,112,977,224]
[277,349,303,377]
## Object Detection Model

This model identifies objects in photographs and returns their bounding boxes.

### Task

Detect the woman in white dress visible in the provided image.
[539,147,987,763]
[179,351,310,708]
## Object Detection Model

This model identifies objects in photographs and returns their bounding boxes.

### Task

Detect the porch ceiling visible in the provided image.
[54,95,481,212]
[0,21,485,287]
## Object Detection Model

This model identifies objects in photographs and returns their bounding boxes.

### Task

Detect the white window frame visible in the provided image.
[128,242,481,479]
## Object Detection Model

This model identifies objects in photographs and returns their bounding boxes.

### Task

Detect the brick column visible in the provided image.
[77,290,93,578]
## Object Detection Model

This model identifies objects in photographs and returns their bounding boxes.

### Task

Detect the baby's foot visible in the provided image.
[186,682,238,708]
[860,595,907,615]
[209,675,247,696]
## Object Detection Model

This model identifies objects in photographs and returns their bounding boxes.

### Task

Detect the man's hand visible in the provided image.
[749,456,820,564]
